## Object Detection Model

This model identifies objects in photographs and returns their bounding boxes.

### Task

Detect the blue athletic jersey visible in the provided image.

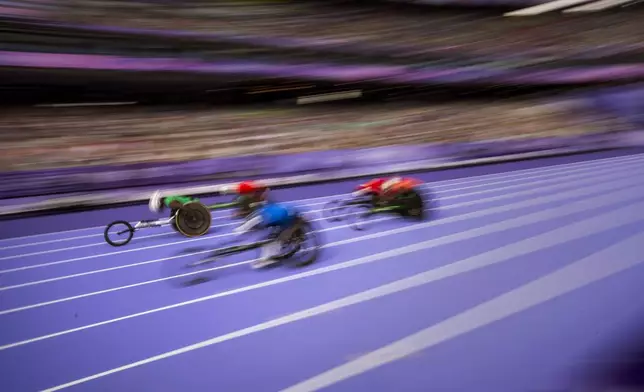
[253,202,298,228]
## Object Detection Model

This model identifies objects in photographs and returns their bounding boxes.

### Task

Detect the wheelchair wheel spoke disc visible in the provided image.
[280,223,320,267]
[184,210,205,229]
[176,202,212,237]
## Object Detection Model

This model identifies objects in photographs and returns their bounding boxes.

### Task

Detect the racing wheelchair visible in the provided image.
[103,190,266,246]
[187,215,321,269]
[104,201,213,246]
[324,188,427,231]
[160,193,260,222]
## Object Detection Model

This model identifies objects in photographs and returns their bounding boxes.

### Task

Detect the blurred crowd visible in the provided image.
[0,1,628,174]
[0,99,603,172]
[19,0,643,59]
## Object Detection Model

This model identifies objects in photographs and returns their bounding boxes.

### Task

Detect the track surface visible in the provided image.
[2,150,644,392]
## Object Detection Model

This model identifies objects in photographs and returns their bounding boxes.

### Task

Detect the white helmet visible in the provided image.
[149,190,163,213]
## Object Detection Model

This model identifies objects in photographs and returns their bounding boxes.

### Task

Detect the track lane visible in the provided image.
[4,154,644,282]
[26,205,644,392]
[4,151,642,258]
[2,161,642,323]
[1,150,644,392]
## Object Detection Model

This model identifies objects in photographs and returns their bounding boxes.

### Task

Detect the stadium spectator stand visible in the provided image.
[0,99,603,172]
[40,1,644,58]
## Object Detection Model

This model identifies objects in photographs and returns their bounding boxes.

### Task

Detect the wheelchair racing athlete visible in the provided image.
[220,180,268,218]
[147,191,199,232]
[351,176,425,219]
[353,176,421,199]
[230,190,305,269]
[147,180,267,219]
[149,192,195,213]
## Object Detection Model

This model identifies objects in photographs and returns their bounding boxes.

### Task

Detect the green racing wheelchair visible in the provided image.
[103,192,263,247]
[103,200,212,246]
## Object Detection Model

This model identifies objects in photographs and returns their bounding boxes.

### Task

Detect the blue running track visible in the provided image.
[2,149,644,392]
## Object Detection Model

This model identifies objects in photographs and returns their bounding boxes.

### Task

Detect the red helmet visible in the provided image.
[356,178,385,191]
[237,181,265,195]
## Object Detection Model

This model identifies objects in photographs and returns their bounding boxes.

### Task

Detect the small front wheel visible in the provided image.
[323,200,348,222]
[104,220,134,246]
[348,205,375,231]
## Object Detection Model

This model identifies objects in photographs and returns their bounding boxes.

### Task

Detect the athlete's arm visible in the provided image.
[233,214,263,235]
[352,187,370,197]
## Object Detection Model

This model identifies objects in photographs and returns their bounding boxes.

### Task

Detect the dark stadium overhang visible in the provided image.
[380,0,642,13]
[0,65,623,107]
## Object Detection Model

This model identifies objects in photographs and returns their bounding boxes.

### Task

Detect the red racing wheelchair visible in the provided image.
[323,177,429,230]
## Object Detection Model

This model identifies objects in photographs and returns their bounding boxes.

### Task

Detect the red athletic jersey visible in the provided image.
[356,178,386,194]
[381,177,422,194]
[355,177,422,197]
[394,177,422,190]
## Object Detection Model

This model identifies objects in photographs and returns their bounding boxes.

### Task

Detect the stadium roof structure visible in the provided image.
[387,0,641,14]
[503,0,641,15]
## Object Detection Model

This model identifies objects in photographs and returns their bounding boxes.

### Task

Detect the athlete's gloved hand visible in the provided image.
[148,190,163,213]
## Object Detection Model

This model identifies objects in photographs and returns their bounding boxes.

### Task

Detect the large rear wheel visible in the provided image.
[399,189,424,220]
[266,220,320,267]
[175,202,212,237]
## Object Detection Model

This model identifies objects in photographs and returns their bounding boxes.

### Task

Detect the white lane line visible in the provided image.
[280,232,644,392]
[421,153,642,189]
[40,207,644,392]
[3,160,644,263]
[0,153,639,244]
[433,162,634,202]
[3,154,640,252]
[2,182,642,351]
[1,166,642,276]
[4,173,640,303]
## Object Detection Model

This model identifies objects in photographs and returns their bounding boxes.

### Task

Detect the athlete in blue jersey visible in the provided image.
[232,197,302,269]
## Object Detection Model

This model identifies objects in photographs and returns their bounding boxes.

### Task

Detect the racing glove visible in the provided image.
[351,188,369,198]
[148,190,164,213]
[233,215,263,236]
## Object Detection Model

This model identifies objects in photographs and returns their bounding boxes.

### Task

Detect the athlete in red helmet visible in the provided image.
[221,180,268,218]
[353,176,422,202]
[236,181,263,195]
[352,178,386,198]
[381,177,422,199]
